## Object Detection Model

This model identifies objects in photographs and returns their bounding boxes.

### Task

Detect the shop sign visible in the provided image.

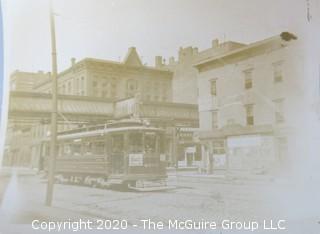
[185,146,196,153]
[227,135,261,148]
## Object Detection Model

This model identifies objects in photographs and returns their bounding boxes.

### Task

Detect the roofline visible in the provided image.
[198,124,274,139]
[141,100,198,109]
[34,56,172,89]
[193,34,293,68]
[10,70,50,76]
[54,126,163,141]
[9,91,115,103]
[83,57,173,73]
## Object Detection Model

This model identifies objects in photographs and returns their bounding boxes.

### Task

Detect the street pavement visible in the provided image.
[0,168,319,234]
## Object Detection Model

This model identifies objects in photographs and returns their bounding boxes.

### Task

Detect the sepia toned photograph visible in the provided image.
[0,0,319,233]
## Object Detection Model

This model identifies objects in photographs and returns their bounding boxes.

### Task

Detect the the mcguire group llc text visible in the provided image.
[31,218,287,232]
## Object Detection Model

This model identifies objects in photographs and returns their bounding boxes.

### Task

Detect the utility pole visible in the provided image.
[45,0,58,206]
[172,126,180,169]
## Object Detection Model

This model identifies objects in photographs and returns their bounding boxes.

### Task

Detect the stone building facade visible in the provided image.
[154,40,248,167]
[10,70,50,91]
[194,32,304,175]
[34,47,172,102]
[156,40,244,105]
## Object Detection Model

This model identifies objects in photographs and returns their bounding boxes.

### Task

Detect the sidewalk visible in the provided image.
[169,169,276,185]
[0,173,97,234]
[0,166,37,177]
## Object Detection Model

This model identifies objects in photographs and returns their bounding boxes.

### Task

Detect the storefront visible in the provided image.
[199,124,277,175]
[177,128,201,169]
[227,134,276,173]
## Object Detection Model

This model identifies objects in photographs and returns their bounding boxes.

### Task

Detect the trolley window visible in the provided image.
[83,142,93,156]
[159,134,165,154]
[111,134,124,153]
[57,145,62,157]
[93,141,105,155]
[63,144,72,156]
[72,143,82,156]
[128,132,143,153]
[145,132,157,153]
[44,144,50,157]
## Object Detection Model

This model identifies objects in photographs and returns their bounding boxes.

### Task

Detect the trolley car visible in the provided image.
[42,120,172,191]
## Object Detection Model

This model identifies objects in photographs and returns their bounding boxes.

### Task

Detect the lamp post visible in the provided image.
[45,0,58,206]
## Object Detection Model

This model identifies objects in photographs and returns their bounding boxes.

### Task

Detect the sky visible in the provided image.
[1,0,314,74]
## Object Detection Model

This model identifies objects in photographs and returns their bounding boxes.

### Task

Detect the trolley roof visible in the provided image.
[43,125,164,142]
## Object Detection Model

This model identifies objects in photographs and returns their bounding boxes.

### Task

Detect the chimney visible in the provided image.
[71,57,76,67]
[193,47,198,55]
[169,57,175,65]
[212,39,219,48]
[155,56,163,68]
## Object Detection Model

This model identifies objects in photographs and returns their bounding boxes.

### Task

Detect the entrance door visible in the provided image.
[111,153,125,174]
[186,152,194,167]
[110,134,125,174]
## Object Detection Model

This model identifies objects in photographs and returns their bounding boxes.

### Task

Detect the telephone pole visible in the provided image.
[45,0,58,206]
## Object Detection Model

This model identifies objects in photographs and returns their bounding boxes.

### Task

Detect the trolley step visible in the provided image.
[128,185,176,192]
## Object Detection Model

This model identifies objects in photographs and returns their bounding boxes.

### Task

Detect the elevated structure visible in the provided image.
[8,91,198,126]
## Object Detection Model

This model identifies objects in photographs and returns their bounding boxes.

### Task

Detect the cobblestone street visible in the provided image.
[0,168,319,233]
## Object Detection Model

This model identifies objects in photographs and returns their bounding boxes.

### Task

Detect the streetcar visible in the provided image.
[41,119,172,191]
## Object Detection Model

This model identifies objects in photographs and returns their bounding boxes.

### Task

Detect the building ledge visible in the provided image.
[198,124,274,139]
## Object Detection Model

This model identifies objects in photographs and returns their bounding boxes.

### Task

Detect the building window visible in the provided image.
[75,78,80,92]
[110,82,116,98]
[126,79,138,97]
[212,111,218,129]
[210,79,217,96]
[212,140,225,154]
[273,61,283,83]
[161,83,168,97]
[273,99,285,123]
[245,78,253,90]
[62,84,66,94]
[67,81,72,94]
[244,69,253,89]
[102,91,108,98]
[145,82,151,90]
[81,76,85,89]
[245,104,254,126]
